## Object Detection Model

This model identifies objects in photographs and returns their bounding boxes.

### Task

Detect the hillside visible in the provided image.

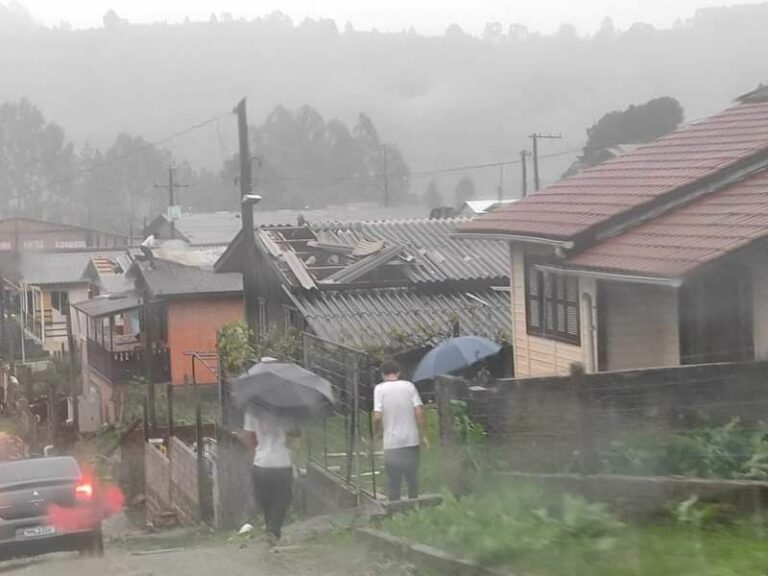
[1,4,767,201]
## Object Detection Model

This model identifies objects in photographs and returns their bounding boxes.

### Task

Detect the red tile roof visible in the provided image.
[565,168,768,278]
[461,101,768,240]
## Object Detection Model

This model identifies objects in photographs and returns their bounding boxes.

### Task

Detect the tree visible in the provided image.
[507,23,529,42]
[0,99,76,221]
[102,10,127,29]
[423,180,443,208]
[483,22,503,43]
[453,176,476,205]
[564,97,684,177]
[238,105,410,210]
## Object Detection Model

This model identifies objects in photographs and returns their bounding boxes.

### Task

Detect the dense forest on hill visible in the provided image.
[1,2,768,229]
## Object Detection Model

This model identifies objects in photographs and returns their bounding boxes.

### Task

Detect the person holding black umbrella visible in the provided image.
[373,359,428,501]
[243,405,294,544]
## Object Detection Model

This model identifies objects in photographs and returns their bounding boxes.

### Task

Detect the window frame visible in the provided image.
[524,258,581,346]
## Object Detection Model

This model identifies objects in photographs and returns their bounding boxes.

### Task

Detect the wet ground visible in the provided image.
[0,515,420,576]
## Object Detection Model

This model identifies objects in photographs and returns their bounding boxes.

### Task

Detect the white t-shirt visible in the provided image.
[243,410,292,468]
[373,379,423,450]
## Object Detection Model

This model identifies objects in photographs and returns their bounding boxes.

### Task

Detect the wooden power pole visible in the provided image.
[234,98,260,343]
[155,166,188,237]
[529,133,562,191]
[520,150,529,198]
[381,144,389,207]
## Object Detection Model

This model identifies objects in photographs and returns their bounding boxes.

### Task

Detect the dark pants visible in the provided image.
[384,446,420,501]
[251,466,293,539]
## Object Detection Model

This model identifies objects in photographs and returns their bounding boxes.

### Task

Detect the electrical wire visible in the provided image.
[259,148,581,185]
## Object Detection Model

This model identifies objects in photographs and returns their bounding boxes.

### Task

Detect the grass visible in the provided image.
[381,481,768,575]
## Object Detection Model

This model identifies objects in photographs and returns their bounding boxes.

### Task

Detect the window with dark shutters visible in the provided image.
[524,259,581,345]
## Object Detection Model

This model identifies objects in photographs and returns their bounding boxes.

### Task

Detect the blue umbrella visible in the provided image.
[411,336,502,382]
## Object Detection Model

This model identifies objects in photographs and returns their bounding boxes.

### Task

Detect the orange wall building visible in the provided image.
[166,295,243,385]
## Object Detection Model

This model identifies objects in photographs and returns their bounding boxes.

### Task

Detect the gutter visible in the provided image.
[534,263,683,288]
[451,232,574,250]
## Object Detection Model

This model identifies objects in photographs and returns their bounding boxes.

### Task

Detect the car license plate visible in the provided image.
[16,525,56,539]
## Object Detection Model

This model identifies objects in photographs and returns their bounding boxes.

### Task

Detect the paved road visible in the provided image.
[0,536,416,576]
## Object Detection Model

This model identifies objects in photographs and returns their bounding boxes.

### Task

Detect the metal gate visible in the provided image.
[300,334,381,501]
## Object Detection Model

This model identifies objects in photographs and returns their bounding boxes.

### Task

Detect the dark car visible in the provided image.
[0,457,103,560]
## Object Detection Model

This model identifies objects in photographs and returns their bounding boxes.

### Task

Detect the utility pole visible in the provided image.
[520,150,530,198]
[155,166,188,238]
[381,144,390,207]
[234,98,261,345]
[143,295,156,435]
[529,133,562,191]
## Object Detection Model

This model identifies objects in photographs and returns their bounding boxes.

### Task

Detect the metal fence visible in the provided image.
[255,332,382,500]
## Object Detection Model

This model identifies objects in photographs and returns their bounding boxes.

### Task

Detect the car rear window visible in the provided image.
[0,457,81,485]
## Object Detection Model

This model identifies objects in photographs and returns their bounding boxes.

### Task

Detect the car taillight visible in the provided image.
[75,480,93,502]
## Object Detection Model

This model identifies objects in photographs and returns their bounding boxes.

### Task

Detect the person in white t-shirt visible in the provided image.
[372,359,428,501]
[243,406,293,542]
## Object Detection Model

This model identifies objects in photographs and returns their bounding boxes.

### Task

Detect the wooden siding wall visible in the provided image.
[601,282,680,371]
[751,263,768,360]
[510,246,585,377]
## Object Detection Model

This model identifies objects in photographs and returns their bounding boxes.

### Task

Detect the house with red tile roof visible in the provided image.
[460,85,768,377]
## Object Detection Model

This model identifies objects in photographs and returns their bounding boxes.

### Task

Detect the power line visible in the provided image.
[43,112,230,189]
[260,148,580,186]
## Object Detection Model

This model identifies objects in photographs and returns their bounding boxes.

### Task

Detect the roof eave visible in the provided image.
[534,263,683,288]
[452,231,574,250]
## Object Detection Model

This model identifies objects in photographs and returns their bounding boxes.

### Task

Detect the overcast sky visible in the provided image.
[17,0,746,35]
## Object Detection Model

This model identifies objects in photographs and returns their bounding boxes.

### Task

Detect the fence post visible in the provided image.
[142,398,150,442]
[352,355,361,505]
[195,402,210,524]
[166,382,174,446]
[572,362,599,475]
[435,375,460,445]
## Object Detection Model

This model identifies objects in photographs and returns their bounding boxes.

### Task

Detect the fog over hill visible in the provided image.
[1,3,767,205]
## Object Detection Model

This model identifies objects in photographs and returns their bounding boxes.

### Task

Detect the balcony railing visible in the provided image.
[86,338,170,385]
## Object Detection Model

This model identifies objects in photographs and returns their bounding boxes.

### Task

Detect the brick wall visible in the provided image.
[144,436,202,527]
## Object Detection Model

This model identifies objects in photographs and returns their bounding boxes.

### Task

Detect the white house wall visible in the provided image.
[751,262,768,360]
[601,281,680,371]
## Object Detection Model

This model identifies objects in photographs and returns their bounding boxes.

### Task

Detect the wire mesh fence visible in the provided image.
[257,331,384,500]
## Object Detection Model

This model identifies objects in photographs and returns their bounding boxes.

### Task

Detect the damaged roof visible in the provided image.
[17,249,133,286]
[251,217,508,290]
[288,286,511,349]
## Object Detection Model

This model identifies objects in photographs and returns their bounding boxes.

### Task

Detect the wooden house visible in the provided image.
[460,87,768,377]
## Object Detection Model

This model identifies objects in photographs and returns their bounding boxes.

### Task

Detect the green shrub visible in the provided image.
[601,419,768,480]
[382,482,624,567]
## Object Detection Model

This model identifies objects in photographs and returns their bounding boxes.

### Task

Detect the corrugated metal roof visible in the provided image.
[311,218,508,283]
[289,287,511,348]
[462,101,768,240]
[167,205,425,246]
[72,294,141,317]
[137,259,242,297]
[19,249,132,285]
[565,167,768,278]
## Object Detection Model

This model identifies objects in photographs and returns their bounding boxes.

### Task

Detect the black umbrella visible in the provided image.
[231,361,335,417]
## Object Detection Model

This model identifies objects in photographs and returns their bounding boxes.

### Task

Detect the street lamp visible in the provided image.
[241,194,263,207]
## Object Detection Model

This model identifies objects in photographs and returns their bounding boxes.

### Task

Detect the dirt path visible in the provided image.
[0,516,418,576]
[0,541,413,576]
